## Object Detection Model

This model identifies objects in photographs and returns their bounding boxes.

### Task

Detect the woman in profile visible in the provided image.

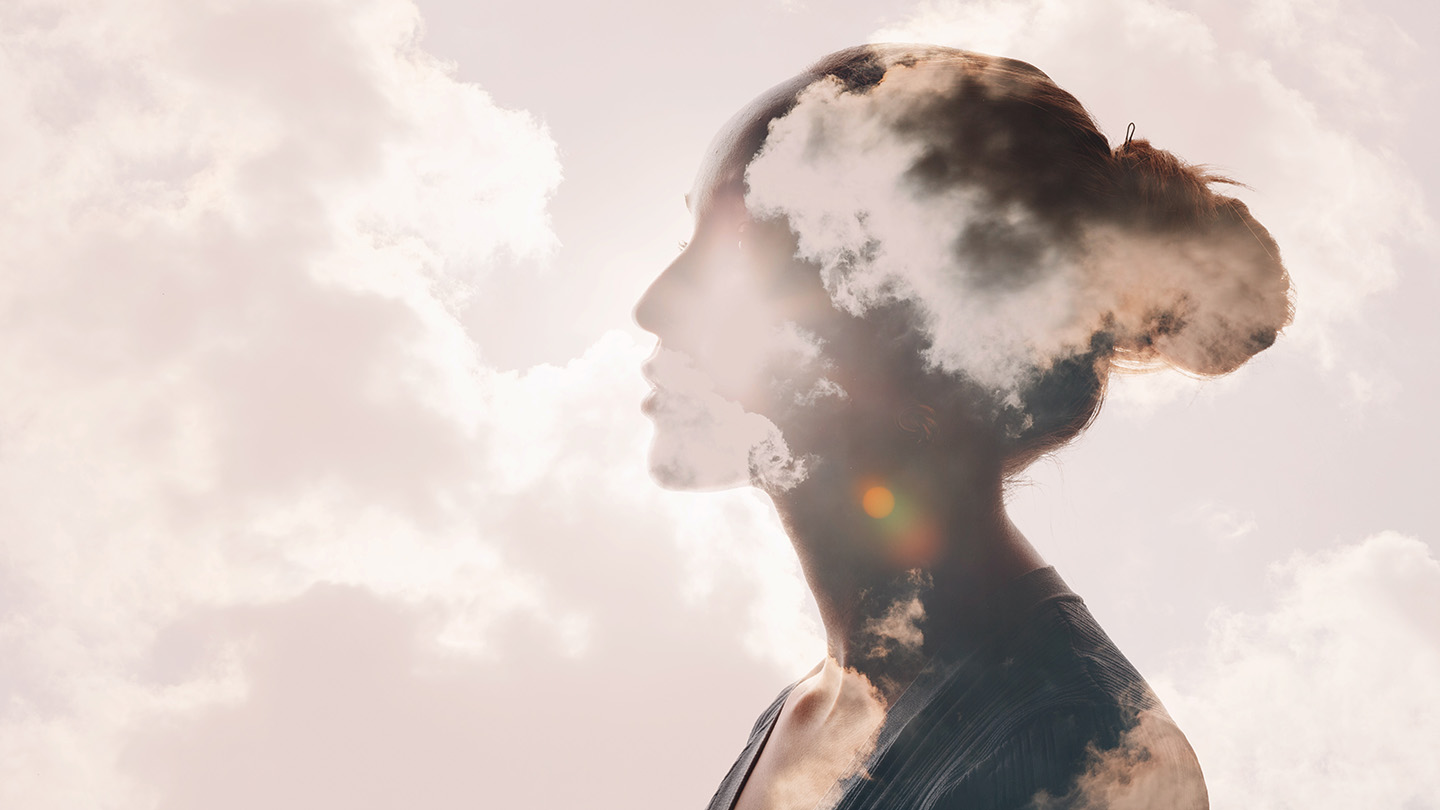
[635,44,1291,810]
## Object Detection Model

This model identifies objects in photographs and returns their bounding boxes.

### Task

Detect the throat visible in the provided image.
[774,476,1046,700]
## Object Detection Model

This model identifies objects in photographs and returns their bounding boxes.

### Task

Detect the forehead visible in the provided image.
[688,73,817,221]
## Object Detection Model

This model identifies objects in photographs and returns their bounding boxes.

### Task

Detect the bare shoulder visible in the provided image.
[928,701,1208,810]
[1031,708,1209,810]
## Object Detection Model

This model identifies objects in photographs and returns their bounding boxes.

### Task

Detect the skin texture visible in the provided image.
[635,70,1049,810]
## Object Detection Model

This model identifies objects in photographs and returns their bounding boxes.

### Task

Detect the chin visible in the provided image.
[645,421,813,495]
[641,382,813,492]
[644,424,755,491]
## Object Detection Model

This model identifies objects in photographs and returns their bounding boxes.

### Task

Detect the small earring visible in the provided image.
[896,403,937,444]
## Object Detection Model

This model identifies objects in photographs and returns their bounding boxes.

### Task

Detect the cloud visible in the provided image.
[874,0,1433,370]
[8,0,1423,808]
[0,0,564,802]
[117,579,789,810]
[744,50,1292,439]
[1194,502,1260,543]
[859,593,926,661]
[642,347,810,492]
[0,1,825,807]
[1155,532,1440,809]
[756,663,889,810]
[1033,709,1208,810]
[856,569,930,672]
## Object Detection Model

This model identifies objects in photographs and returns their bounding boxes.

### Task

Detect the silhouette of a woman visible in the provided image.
[636,44,1291,810]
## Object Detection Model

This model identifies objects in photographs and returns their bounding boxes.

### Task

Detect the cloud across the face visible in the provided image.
[643,347,810,492]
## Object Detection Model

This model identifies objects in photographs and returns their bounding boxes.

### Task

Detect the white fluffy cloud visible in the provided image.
[1156,532,1440,810]
[2,0,1429,807]
[0,1,820,807]
[0,0,559,801]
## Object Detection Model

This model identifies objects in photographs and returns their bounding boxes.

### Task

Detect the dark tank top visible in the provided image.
[703,567,1208,810]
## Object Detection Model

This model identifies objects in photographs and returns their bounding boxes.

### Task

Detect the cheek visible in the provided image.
[679,301,821,409]
[763,321,849,410]
[656,246,851,414]
[696,318,787,400]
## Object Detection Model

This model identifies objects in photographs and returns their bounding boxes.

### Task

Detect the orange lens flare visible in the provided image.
[862,486,895,519]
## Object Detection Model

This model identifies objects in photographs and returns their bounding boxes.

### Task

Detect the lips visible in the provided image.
[639,347,674,416]
[640,355,670,416]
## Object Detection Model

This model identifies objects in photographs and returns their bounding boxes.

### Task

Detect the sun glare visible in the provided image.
[862,485,895,519]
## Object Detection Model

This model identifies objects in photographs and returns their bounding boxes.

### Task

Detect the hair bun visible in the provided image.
[1103,138,1294,376]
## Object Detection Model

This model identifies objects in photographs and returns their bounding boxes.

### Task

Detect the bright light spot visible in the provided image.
[863,486,895,519]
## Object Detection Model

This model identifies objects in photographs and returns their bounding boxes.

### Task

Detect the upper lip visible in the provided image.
[640,344,663,387]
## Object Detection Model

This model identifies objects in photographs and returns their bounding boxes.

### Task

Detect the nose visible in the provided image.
[633,280,660,336]
[633,254,685,337]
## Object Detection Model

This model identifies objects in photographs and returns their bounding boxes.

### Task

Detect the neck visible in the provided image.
[768,452,1045,701]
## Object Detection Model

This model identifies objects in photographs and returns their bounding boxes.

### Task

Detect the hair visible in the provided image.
[792,44,1294,476]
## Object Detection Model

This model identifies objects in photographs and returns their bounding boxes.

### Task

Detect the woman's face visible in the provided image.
[633,88,866,491]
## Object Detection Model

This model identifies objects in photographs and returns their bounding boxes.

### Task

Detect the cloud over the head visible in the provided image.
[745,51,1292,430]
[874,0,1432,368]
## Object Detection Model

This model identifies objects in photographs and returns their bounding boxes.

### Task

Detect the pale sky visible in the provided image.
[1,0,1437,808]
